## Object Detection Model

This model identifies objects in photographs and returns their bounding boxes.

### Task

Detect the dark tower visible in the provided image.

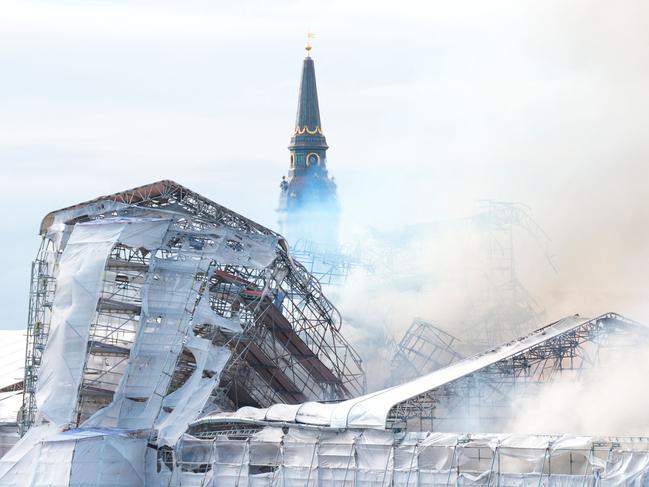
[278,42,339,246]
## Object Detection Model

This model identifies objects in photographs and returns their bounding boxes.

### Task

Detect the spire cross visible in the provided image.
[305,32,316,56]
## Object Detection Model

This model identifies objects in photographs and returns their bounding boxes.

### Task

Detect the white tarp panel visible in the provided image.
[0,330,25,392]
[265,403,302,422]
[90,254,201,429]
[156,334,231,446]
[35,218,169,426]
[35,222,121,426]
[0,427,146,487]
[0,392,22,425]
[32,440,75,486]
[87,223,267,433]
[0,424,60,485]
[67,432,146,486]
[283,428,319,468]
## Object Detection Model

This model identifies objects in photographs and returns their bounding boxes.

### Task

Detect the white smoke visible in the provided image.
[329,210,556,391]
[507,344,649,436]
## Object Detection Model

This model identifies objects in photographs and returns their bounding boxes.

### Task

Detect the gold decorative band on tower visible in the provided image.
[294,126,323,135]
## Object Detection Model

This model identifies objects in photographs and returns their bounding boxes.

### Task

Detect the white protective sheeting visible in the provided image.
[35,218,170,426]
[86,253,201,429]
[0,330,25,392]
[191,290,241,333]
[0,427,146,486]
[0,423,20,459]
[196,315,589,430]
[0,392,22,426]
[329,315,587,429]
[182,427,649,487]
[0,423,60,483]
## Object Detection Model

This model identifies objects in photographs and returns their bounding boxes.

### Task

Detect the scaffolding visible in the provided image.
[288,239,373,287]
[388,320,463,387]
[465,200,554,347]
[20,238,57,434]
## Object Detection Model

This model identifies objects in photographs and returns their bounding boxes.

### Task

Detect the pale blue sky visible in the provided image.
[1,0,648,329]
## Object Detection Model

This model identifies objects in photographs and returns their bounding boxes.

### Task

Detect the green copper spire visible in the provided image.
[290,46,328,151]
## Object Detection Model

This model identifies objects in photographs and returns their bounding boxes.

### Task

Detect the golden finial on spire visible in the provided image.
[305,32,315,56]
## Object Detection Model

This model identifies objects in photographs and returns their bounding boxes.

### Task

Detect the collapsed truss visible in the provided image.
[194,313,648,434]
[386,313,648,431]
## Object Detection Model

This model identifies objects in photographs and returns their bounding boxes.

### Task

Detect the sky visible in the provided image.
[1,0,648,330]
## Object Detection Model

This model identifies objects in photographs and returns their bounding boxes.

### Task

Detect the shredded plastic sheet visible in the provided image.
[84,222,253,432]
[176,427,649,486]
[155,334,231,446]
[35,219,170,426]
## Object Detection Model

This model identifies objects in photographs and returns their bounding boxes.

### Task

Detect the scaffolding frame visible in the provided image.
[20,238,57,433]
[288,239,372,287]
[463,200,552,348]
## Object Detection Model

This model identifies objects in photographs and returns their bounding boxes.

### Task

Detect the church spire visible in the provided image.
[291,38,328,152]
[278,39,339,246]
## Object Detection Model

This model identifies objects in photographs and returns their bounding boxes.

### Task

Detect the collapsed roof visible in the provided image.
[194,312,648,432]
[21,180,365,437]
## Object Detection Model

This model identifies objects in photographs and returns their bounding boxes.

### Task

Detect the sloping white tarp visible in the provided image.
[196,316,589,430]
[0,427,146,486]
[0,330,25,393]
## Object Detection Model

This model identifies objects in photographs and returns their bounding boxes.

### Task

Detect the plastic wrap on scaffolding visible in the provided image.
[0,428,146,486]
[35,219,170,426]
[179,427,649,486]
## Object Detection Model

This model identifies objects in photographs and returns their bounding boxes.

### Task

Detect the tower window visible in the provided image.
[289,154,295,169]
[306,153,320,167]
